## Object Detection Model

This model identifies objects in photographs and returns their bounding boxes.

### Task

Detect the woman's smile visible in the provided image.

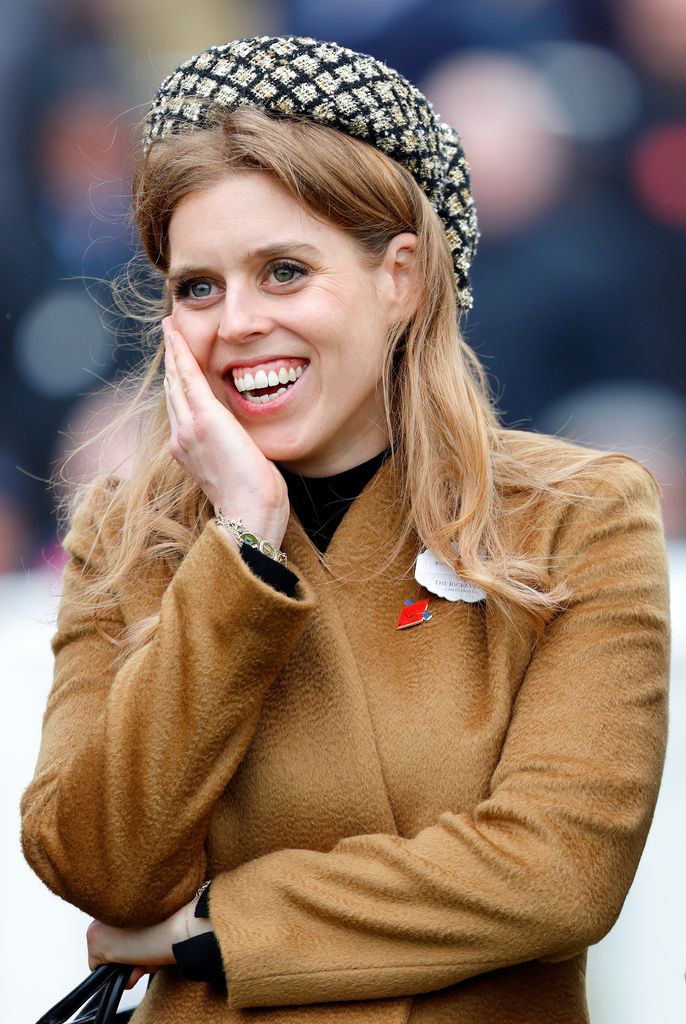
[226,356,309,409]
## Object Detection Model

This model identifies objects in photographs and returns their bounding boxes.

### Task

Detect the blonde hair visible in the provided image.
[60,107,634,658]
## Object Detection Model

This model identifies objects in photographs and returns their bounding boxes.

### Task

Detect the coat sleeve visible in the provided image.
[204,458,670,1009]
[20,481,316,926]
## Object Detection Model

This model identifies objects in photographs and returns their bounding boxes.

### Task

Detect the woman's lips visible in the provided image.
[224,361,309,414]
[230,357,307,390]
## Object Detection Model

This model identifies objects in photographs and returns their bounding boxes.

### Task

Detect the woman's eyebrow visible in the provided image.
[249,241,323,261]
[166,264,214,289]
[166,242,323,286]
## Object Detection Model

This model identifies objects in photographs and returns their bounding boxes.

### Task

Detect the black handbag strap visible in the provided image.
[35,964,134,1024]
[76,966,133,1024]
[96,967,132,1024]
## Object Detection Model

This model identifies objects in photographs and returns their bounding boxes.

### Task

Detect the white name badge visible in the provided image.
[415,549,487,603]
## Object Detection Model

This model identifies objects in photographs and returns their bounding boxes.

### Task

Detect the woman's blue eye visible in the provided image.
[268,261,306,285]
[189,281,212,298]
[172,279,214,301]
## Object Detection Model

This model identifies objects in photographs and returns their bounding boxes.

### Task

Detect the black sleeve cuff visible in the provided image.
[240,542,299,597]
[196,883,210,918]
[172,931,225,987]
[171,884,226,987]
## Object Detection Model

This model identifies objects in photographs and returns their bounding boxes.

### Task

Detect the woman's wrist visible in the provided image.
[215,511,288,566]
[171,892,214,947]
[214,507,287,553]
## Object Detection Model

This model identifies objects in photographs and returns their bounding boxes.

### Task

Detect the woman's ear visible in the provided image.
[380,232,419,319]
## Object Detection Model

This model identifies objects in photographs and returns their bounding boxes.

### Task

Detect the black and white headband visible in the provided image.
[143,35,478,311]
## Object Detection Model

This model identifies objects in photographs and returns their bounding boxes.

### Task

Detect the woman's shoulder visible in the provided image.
[492,427,664,566]
[494,426,661,502]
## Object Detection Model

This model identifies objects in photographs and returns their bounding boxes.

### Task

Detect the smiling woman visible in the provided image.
[164,172,416,475]
[21,35,670,1024]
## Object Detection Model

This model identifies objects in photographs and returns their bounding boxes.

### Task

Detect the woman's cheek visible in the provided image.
[171,308,216,371]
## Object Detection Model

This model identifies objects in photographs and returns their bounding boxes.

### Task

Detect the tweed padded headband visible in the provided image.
[144,35,478,311]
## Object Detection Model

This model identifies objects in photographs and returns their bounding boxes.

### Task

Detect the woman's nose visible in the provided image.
[217,285,273,345]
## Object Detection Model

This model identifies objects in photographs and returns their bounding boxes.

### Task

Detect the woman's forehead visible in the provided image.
[168,174,348,261]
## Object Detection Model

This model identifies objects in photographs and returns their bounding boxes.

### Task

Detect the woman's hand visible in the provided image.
[162,315,290,548]
[86,898,213,989]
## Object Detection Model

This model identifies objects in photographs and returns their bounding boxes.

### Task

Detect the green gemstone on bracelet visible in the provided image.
[240,532,259,547]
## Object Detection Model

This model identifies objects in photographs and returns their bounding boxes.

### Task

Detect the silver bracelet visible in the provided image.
[214,509,288,567]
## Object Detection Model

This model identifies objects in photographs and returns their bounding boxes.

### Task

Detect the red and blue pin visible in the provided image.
[396,597,432,630]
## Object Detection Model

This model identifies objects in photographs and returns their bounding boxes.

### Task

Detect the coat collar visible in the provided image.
[282,454,416,584]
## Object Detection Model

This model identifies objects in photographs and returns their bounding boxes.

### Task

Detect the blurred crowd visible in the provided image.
[1,0,685,573]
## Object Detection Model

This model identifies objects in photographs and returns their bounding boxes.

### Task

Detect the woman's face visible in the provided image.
[166,171,415,476]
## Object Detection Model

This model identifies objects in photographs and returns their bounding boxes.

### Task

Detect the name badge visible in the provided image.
[415,549,487,603]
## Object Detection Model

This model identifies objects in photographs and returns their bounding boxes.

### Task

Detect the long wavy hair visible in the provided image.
[60,106,636,659]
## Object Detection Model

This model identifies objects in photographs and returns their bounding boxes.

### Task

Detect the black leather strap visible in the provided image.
[34,964,134,1024]
[96,967,131,1024]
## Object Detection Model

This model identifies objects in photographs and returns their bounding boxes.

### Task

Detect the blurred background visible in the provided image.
[1,0,684,1021]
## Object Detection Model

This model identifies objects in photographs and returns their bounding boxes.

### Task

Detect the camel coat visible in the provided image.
[21,435,670,1023]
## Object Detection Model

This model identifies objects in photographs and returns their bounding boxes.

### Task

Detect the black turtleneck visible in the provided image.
[238,446,392,596]
[280,445,392,554]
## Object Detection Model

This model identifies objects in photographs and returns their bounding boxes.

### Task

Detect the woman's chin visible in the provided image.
[249,435,319,469]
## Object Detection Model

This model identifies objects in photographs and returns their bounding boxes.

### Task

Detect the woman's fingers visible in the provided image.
[164,322,244,453]
[163,334,189,421]
[165,325,213,411]
[163,339,183,459]
[164,331,215,459]
[126,966,150,990]
[163,339,182,417]
[163,331,210,456]
[164,327,223,446]
[163,377,179,435]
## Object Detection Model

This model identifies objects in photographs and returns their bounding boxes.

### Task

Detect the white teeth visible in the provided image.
[244,388,289,404]
[232,362,307,395]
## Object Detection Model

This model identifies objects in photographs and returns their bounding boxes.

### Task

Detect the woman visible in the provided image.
[21,36,670,1023]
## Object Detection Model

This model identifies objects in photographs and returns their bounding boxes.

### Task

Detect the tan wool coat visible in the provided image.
[21,433,670,1024]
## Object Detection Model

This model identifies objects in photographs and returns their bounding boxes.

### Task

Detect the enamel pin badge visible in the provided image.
[396,598,432,630]
[414,548,487,603]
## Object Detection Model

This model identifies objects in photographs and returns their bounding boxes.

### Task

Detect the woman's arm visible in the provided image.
[85,882,220,990]
[20,481,316,927]
[199,458,669,1009]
